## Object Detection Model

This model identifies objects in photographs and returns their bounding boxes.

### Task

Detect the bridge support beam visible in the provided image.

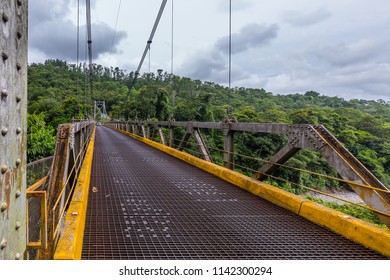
[0,0,28,260]
[141,125,146,138]
[252,144,301,180]
[169,127,174,147]
[41,125,72,259]
[223,124,235,170]
[157,127,166,146]
[178,132,191,151]
[193,129,212,162]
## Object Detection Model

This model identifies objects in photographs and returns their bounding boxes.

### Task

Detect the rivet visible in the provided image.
[15,190,21,198]
[15,159,21,167]
[1,164,7,174]
[15,221,21,230]
[1,127,8,136]
[16,96,22,102]
[2,13,8,23]
[0,239,7,250]
[1,202,8,212]
[16,63,22,71]
[16,127,22,134]
[1,89,7,97]
[2,52,9,61]
[15,253,21,260]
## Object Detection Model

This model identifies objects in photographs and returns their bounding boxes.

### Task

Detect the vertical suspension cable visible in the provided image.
[148,44,151,73]
[86,0,93,118]
[229,0,232,89]
[171,0,174,75]
[76,0,80,113]
[136,0,168,75]
[171,0,175,119]
[108,0,122,66]
[76,0,80,68]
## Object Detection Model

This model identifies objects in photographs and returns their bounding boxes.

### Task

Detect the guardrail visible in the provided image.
[107,120,390,227]
[25,121,95,259]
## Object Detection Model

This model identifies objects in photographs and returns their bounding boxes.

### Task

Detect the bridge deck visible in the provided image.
[81,127,385,259]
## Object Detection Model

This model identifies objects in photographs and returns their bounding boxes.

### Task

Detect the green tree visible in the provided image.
[27,113,56,162]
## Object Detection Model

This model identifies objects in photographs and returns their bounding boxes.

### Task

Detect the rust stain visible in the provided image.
[3,171,12,220]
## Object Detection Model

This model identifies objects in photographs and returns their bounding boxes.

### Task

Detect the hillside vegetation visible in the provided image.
[27,59,390,226]
[28,60,390,186]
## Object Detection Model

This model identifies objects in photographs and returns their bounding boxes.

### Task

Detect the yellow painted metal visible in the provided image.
[115,128,390,257]
[299,202,390,257]
[27,176,48,192]
[53,128,96,260]
[26,191,47,250]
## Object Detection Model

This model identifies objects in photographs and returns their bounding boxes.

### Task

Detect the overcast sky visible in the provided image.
[29,0,390,101]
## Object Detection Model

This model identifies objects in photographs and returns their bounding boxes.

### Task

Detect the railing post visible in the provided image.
[169,127,174,147]
[41,125,72,259]
[141,125,147,138]
[222,122,234,170]
[0,0,28,260]
[157,126,166,146]
[169,119,174,147]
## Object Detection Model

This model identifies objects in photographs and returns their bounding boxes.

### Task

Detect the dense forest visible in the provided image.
[27,59,390,198]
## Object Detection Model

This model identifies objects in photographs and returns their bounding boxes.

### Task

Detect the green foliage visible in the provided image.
[27,113,56,162]
[27,59,390,189]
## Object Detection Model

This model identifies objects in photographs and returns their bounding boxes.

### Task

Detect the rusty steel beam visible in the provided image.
[193,129,212,162]
[253,144,301,180]
[40,124,72,259]
[222,122,234,169]
[35,122,94,259]
[178,132,191,151]
[311,125,390,226]
[169,127,174,147]
[157,127,166,146]
[141,125,146,138]
[0,0,28,260]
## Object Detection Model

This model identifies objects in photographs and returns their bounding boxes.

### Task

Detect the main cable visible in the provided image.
[136,0,168,75]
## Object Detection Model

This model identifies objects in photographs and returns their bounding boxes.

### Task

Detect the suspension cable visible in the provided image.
[86,0,93,115]
[171,0,174,75]
[228,0,232,89]
[136,0,168,75]
[76,0,80,115]
[108,0,122,66]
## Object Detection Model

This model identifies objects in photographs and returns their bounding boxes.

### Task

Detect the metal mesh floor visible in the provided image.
[81,127,386,259]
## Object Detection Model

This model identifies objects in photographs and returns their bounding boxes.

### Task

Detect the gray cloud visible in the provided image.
[29,0,126,61]
[216,23,279,55]
[180,23,279,83]
[29,0,71,26]
[283,7,332,27]
[309,40,383,68]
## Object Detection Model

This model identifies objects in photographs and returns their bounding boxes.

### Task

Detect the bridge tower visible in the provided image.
[93,100,107,120]
[0,0,28,260]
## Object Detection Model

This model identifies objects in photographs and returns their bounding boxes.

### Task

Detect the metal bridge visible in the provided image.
[80,126,385,260]
[16,120,390,260]
[1,1,390,261]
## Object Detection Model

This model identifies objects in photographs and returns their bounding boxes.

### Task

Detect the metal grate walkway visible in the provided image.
[81,126,385,259]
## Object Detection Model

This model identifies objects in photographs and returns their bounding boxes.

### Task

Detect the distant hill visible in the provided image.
[28,59,390,187]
